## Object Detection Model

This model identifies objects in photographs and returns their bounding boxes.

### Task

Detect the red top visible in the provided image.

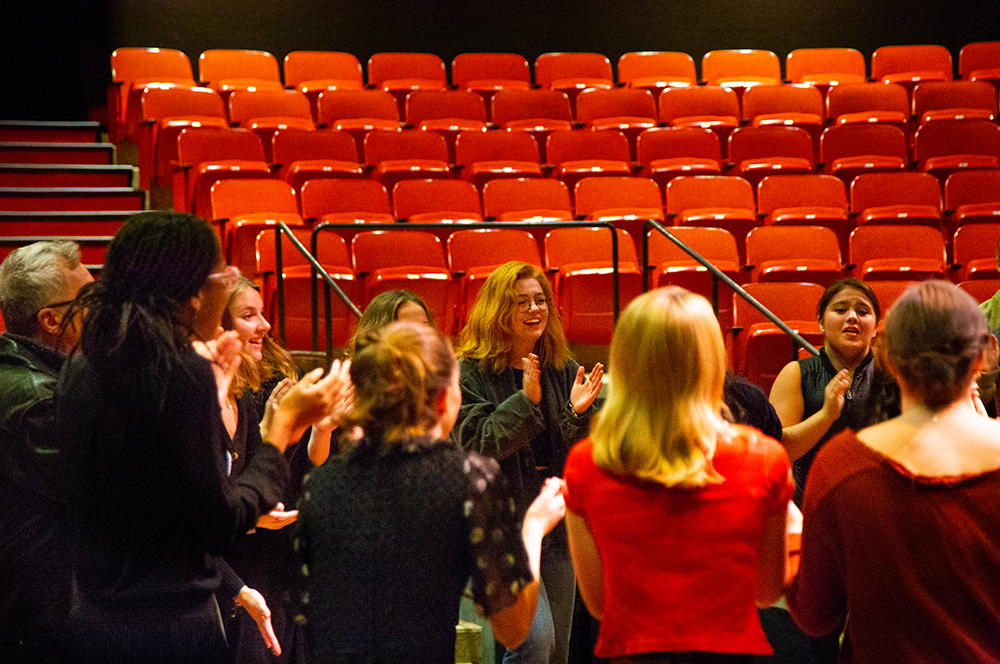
[564,425,792,658]
[787,430,1000,664]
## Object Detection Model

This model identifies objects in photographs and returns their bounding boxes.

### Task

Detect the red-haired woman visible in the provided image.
[451,261,603,664]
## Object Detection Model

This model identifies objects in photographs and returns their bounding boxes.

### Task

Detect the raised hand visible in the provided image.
[522,353,542,404]
[265,361,351,451]
[821,368,851,421]
[192,329,241,410]
[570,363,604,414]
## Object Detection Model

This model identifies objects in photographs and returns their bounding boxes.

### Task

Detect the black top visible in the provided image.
[0,332,71,653]
[293,436,532,664]
[794,348,876,506]
[57,345,290,614]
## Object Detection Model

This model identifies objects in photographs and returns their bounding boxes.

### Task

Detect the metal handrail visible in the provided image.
[643,219,820,357]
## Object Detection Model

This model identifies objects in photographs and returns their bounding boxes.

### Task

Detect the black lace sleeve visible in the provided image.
[463,452,534,617]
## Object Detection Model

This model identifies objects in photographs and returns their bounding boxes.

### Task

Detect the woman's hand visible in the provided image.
[192,329,241,410]
[259,377,295,442]
[570,363,603,414]
[256,502,298,529]
[265,361,351,451]
[307,362,354,466]
[820,369,851,422]
[521,353,541,404]
[235,586,281,656]
[524,476,567,540]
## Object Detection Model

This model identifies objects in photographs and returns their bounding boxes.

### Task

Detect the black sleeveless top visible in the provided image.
[794,348,876,506]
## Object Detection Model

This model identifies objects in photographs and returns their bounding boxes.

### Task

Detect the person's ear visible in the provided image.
[36,306,61,336]
[435,388,449,415]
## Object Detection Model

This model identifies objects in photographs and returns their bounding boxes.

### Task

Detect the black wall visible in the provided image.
[2,0,996,120]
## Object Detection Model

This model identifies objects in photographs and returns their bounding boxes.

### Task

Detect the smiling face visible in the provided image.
[819,287,877,361]
[228,286,271,363]
[509,277,549,359]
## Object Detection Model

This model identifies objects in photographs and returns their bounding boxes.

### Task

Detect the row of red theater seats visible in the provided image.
[109,43,1000,116]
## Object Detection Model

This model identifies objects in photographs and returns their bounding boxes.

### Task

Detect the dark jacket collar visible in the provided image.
[0,332,65,377]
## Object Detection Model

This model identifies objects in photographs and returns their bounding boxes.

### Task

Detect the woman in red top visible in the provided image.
[564,286,793,663]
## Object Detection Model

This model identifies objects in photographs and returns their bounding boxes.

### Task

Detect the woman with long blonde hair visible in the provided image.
[451,261,603,664]
[564,286,793,663]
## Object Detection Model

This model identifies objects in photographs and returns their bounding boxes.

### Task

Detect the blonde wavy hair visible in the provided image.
[222,276,297,398]
[591,287,728,487]
[457,261,569,372]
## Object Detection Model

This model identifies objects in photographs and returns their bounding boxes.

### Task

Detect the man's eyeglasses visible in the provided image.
[515,297,548,312]
[206,265,241,291]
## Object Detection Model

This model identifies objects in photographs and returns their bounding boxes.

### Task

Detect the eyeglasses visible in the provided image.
[206,265,241,291]
[39,298,76,310]
[515,296,548,312]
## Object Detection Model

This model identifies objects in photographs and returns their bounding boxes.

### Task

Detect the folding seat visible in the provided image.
[819,123,908,188]
[453,130,542,190]
[636,127,723,194]
[665,175,757,263]
[740,84,825,160]
[574,88,659,160]
[574,176,664,251]
[544,129,632,197]
[316,89,400,161]
[351,229,455,334]
[731,282,825,392]
[959,41,1000,89]
[727,125,815,192]
[392,179,482,224]
[299,178,395,226]
[135,84,229,190]
[784,48,867,94]
[913,120,1000,184]
[197,49,283,99]
[282,51,365,119]
[208,178,305,276]
[850,172,943,230]
[865,280,918,313]
[700,50,782,95]
[255,227,358,350]
[226,89,315,160]
[110,47,196,145]
[270,128,363,194]
[490,89,574,162]
[542,226,643,345]
[958,278,1000,304]
[871,45,953,99]
[404,89,488,163]
[173,127,272,218]
[757,174,852,258]
[745,225,843,286]
[447,228,543,326]
[658,86,740,156]
[645,225,741,329]
[944,169,1000,228]
[848,224,947,281]
[367,53,448,116]
[952,223,1000,281]
[824,83,910,139]
[450,53,531,116]
[616,51,697,97]
[533,52,614,114]
[363,129,452,195]
[481,177,573,221]
[911,81,997,126]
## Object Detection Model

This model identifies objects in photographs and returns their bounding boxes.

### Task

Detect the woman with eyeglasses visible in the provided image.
[451,261,603,664]
[55,211,345,664]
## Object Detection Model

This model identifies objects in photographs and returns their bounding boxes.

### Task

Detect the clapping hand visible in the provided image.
[570,363,604,414]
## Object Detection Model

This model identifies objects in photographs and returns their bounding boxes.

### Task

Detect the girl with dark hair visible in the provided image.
[293,321,565,662]
[56,211,344,664]
[451,261,603,664]
[788,281,1000,663]
[344,289,434,359]
[770,278,883,507]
